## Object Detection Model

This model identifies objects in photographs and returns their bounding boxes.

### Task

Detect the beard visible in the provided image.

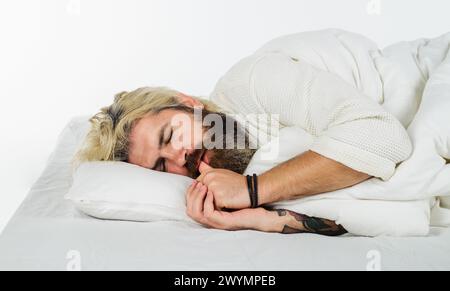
[184,111,256,178]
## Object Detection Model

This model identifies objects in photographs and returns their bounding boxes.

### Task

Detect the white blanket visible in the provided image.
[245,30,450,237]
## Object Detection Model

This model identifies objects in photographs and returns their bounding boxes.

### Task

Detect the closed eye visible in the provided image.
[165,128,173,145]
[152,158,166,172]
[152,128,173,172]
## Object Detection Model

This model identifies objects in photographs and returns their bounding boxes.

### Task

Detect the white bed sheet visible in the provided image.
[0,116,449,271]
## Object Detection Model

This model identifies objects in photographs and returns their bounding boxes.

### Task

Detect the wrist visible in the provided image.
[236,208,267,231]
[255,208,289,233]
[257,173,282,205]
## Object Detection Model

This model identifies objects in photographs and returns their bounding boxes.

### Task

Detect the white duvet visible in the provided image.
[244,30,450,237]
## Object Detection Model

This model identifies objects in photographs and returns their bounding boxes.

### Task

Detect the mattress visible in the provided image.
[0,116,449,271]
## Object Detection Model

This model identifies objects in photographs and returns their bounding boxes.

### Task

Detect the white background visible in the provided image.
[0,0,449,233]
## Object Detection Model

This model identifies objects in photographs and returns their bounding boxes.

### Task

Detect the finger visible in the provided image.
[186,180,197,197]
[186,180,197,206]
[204,191,215,217]
[187,182,201,215]
[199,161,213,173]
[196,162,214,182]
[196,171,209,183]
[192,184,208,217]
[192,181,202,196]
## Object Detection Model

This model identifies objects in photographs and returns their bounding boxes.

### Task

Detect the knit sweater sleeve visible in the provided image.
[250,52,413,180]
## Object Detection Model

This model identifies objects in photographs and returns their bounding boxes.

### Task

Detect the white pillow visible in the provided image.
[65,161,194,222]
[66,127,307,224]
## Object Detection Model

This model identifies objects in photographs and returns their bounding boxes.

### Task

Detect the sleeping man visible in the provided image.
[77,29,450,236]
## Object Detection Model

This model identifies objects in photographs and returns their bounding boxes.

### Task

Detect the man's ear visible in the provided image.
[177,93,204,109]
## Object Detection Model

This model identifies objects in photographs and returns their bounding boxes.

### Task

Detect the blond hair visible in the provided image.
[74,87,220,167]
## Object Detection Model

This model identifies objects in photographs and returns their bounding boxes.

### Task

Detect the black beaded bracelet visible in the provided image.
[246,175,254,208]
[246,174,259,208]
[252,174,259,208]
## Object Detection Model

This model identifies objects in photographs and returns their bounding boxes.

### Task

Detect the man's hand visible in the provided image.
[186,180,269,231]
[195,162,251,210]
[185,180,347,236]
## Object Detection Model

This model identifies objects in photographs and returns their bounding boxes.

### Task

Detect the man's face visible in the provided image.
[128,108,255,178]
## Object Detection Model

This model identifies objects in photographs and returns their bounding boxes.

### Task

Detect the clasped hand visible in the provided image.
[185,162,273,231]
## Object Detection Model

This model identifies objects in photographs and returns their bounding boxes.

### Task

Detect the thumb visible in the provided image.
[198,161,213,174]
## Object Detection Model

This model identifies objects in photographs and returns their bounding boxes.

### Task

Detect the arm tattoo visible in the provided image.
[275,209,347,236]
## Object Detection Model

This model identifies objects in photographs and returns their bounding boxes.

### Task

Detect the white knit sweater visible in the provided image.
[210,50,413,180]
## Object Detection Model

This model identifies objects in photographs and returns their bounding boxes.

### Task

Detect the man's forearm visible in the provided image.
[259,208,347,236]
[258,151,370,205]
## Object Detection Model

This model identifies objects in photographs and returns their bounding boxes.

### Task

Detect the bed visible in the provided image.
[0,116,449,271]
